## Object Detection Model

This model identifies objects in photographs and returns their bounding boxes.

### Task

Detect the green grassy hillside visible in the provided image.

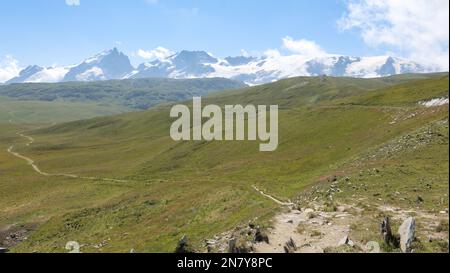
[0,96,128,124]
[0,73,448,253]
[0,78,246,110]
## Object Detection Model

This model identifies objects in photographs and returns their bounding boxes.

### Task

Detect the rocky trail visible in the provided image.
[250,186,364,252]
[254,207,357,253]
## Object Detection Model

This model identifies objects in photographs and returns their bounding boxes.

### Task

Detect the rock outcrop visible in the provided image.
[398,217,416,253]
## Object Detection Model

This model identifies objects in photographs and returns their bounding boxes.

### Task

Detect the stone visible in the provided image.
[381,217,396,246]
[304,208,314,214]
[365,241,380,253]
[283,238,297,253]
[228,238,253,253]
[335,214,347,218]
[0,247,9,253]
[175,235,195,253]
[398,217,415,253]
[338,235,349,246]
[348,240,354,247]
[338,235,354,247]
[254,228,269,244]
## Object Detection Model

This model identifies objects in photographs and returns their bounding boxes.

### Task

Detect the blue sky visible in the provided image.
[0,0,448,70]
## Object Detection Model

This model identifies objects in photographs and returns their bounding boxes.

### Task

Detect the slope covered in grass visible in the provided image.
[0,77,246,110]
[0,96,128,124]
[0,73,448,252]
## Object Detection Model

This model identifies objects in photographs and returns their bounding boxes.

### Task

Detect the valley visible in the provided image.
[0,73,448,253]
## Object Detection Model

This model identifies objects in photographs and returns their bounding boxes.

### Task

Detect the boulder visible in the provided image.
[175,235,195,253]
[398,217,415,253]
[365,241,380,253]
[283,238,297,253]
[338,235,354,247]
[228,238,253,253]
[381,217,394,246]
[254,228,269,244]
[304,208,314,214]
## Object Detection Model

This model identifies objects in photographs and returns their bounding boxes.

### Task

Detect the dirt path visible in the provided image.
[252,186,294,206]
[254,207,357,253]
[7,131,130,183]
[250,186,359,253]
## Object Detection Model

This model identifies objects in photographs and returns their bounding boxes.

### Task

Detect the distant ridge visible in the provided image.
[3,48,433,85]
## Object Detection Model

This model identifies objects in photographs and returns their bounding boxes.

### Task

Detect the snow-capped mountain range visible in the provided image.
[4,48,429,85]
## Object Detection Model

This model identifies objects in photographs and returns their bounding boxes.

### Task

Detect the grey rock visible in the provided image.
[175,235,195,253]
[381,217,395,246]
[283,238,297,253]
[365,241,380,253]
[228,238,253,253]
[254,228,269,244]
[338,235,355,247]
[398,217,415,253]
[0,247,9,253]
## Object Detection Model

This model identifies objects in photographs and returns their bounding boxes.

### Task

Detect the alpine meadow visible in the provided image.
[0,0,449,260]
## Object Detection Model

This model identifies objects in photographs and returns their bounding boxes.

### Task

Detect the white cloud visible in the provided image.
[282,36,327,58]
[0,55,21,83]
[26,66,69,83]
[65,0,80,6]
[240,49,250,57]
[339,0,449,71]
[137,47,173,60]
[75,67,104,81]
[263,49,282,59]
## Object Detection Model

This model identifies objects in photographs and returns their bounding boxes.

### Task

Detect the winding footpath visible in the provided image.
[7,131,129,183]
[6,111,295,198]
[252,185,294,206]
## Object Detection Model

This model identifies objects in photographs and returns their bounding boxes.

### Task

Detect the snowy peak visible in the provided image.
[6,65,44,84]
[3,48,431,85]
[129,50,219,79]
[168,50,217,77]
[224,56,257,66]
[171,50,218,64]
[6,65,69,84]
[130,51,428,85]
[63,48,134,82]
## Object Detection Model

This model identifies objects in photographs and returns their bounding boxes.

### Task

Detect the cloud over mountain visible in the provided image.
[0,55,21,83]
[339,0,449,71]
